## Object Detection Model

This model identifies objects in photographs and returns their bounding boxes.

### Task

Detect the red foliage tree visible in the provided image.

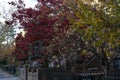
[10,0,70,60]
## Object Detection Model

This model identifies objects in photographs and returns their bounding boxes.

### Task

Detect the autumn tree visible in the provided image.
[68,0,120,76]
[8,0,70,61]
[47,29,91,71]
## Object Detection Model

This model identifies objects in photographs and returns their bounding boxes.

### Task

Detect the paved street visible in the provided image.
[0,69,19,80]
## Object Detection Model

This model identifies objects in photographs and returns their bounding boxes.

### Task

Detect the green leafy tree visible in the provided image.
[68,0,120,76]
[0,23,15,65]
[0,6,16,63]
[0,23,15,44]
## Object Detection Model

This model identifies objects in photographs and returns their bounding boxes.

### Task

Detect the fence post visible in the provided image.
[19,67,27,80]
[32,68,39,80]
[27,68,33,80]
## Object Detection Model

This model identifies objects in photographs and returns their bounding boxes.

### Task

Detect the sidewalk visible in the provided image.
[0,68,20,80]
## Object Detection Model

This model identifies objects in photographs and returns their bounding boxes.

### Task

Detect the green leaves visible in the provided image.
[72,0,119,45]
[67,0,120,67]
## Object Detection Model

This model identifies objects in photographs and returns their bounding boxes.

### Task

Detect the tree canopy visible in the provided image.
[3,0,120,73]
[8,0,70,60]
[68,0,120,74]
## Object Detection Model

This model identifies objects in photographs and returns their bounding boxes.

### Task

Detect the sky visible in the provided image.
[0,0,37,8]
[0,0,38,44]
[0,0,37,33]
[0,0,38,22]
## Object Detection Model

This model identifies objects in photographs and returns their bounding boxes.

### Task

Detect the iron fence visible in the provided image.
[34,68,120,80]
[17,67,120,80]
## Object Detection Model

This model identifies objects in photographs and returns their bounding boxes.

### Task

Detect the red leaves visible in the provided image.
[10,0,70,61]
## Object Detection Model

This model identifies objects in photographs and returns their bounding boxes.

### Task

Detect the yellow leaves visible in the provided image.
[0,45,15,59]
[76,11,81,18]
[82,49,87,55]
[106,51,113,57]
[95,40,102,47]
[110,33,115,43]
[108,30,120,47]
[85,27,93,40]
[66,0,120,51]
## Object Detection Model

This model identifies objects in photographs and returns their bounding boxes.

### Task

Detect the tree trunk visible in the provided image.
[103,67,108,80]
[102,64,110,80]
